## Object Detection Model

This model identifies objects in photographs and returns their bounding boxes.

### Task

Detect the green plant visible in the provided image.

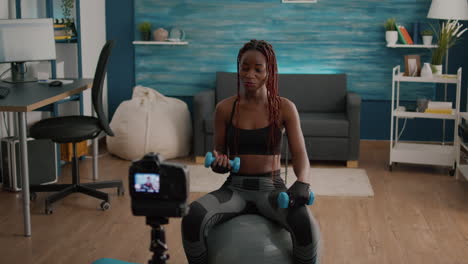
[61,0,74,20]
[430,20,467,65]
[138,22,152,33]
[421,29,433,36]
[384,18,397,31]
[60,0,74,38]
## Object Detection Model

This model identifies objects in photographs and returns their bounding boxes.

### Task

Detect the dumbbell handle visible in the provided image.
[277,191,314,208]
[204,152,240,173]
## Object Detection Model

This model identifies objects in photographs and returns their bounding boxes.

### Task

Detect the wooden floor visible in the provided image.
[1,140,468,264]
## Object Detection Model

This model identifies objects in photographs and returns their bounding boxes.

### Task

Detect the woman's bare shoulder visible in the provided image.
[278,97,299,126]
[279,97,297,112]
[215,96,238,113]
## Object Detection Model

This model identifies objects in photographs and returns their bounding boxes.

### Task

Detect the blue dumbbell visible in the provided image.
[277,191,315,208]
[204,152,240,173]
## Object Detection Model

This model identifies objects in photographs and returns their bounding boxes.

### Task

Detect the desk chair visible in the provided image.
[29,40,124,214]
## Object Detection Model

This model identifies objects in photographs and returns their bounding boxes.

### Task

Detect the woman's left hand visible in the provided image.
[287,180,311,206]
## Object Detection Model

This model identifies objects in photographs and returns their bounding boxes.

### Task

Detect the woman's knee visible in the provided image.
[182,201,209,243]
[286,206,320,247]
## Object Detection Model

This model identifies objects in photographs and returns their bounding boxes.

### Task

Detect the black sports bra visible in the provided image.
[226,99,283,155]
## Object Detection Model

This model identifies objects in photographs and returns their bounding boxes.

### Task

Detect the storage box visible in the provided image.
[1,137,57,191]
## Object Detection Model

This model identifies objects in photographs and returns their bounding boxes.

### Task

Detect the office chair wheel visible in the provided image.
[30,192,37,201]
[45,206,54,215]
[100,201,111,211]
[117,187,125,196]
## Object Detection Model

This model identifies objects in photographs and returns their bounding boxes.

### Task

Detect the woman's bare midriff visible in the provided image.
[231,154,281,174]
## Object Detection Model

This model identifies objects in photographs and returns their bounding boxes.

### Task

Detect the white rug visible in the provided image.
[187,165,374,197]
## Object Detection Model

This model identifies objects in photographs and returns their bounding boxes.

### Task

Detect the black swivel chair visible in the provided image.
[29,40,124,214]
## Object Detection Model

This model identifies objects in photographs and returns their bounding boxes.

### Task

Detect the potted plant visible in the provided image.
[420,30,433,46]
[384,18,398,45]
[138,22,152,41]
[61,0,74,40]
[430,20,467,75]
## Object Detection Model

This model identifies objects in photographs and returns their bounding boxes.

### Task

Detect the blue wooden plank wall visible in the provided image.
[106,0,135,119]
[134,0,439,100]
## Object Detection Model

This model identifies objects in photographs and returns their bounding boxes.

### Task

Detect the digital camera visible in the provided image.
[128,152,189,218]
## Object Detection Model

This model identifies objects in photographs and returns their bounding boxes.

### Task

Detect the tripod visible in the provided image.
[146,217,170,264]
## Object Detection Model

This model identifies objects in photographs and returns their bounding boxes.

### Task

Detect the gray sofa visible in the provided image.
[193,72,361,166]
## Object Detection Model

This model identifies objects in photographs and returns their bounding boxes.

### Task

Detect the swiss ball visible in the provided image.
[206,214,293,264]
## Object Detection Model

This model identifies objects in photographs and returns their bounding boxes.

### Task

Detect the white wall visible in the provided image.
[0,0,10,80]
[80,0,107,118]
[0,0,10,137]
[20,0,46,18]
[0,0,9,18]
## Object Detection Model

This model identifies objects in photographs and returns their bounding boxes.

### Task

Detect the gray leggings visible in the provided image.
[181,171,321,264]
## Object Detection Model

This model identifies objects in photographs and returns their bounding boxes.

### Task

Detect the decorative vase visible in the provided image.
[153,28,168,41]
[422,36,433,45]
[416,98,429,112]
[385,31,398,45]
[421,63,433,78]
[168,28,185,42]
[431,64,443,75]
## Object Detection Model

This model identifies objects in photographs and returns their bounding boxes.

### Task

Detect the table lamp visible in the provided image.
[427,0,468,20]
[427,0,468,74]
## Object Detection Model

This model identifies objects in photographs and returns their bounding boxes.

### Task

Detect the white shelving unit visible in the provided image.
[132,41,189,45]
[387,44,438,48]
[456,112,468,181]
[389,65,463,174]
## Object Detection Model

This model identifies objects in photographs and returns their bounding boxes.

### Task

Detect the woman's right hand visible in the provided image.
[210,150,231,174]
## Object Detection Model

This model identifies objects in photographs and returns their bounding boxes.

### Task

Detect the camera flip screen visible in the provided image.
[134,173,160,193]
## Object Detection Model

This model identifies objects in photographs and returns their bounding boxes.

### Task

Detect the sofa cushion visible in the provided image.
[204,112,349,138]
[299,112,349,137]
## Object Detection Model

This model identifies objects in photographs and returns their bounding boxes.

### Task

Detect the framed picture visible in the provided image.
[282,0,317,3]
[404,55,421,77]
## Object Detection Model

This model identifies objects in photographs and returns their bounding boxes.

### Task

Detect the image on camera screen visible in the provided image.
[134,173,160,193]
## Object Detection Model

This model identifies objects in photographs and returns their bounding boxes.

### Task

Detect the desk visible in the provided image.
[0,79,92,237]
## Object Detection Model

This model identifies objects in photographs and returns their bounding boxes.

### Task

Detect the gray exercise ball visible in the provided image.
[206,214,293,264]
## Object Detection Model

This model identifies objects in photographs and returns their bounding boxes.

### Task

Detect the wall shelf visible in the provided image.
[387,44,438,48]
[133,41,189,45]
[394,72,458,84]
[393,109,456,120]
[55,39,78,44]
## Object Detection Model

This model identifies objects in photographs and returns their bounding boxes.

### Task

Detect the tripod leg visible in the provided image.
[149,225,169,264]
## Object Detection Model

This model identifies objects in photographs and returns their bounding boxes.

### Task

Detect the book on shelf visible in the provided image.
[396,25,407,44]
[55,36,73,40]
[424,109,453,114]
[397,25,413,45]
[427,101,452,109]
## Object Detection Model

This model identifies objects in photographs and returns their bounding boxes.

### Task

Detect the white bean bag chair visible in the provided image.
[106,85,192,160]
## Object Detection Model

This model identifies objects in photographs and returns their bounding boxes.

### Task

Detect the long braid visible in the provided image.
[236,39,281,177]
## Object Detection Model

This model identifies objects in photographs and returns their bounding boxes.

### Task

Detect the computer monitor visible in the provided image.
[0,18,56,83]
